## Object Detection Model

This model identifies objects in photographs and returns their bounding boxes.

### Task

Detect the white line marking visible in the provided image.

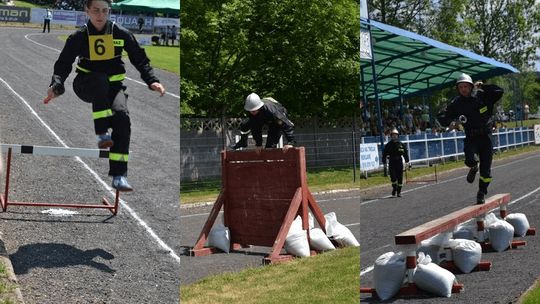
[181,211,223,219]
[344,222,360,227]
[360,183,540,277]
[23,33,180,99]
[0,76,181,264]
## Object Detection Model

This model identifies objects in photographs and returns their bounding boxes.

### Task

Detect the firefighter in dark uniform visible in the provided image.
[43,0,166,191]
[437,73,503,204]
[231,93,296,151]
[382,128,409,197]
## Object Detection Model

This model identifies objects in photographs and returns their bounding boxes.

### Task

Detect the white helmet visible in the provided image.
[244,93,264,111]
[456,73,473,85]
[390,128,399,135]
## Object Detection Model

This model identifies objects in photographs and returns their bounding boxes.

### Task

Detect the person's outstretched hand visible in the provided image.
[150,82,166,96]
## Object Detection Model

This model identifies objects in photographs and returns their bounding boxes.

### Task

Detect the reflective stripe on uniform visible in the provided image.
[479,106,488,114]
[108,73,125,82]
[397,184,403,187]
[109,152,129,162]
[92,109,113,120]
[76,65,91,73]
[392,182,397,185]
[479,176,492,183]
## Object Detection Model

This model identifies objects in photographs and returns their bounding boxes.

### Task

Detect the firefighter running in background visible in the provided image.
[437,73,503,204]
[231,93,296,151]
[382,128,409,197]
[43,0,166,191]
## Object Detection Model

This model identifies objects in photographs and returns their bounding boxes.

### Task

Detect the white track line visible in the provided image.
[24,33,180,99]
[360,182,540,277]
[0,76,181,264]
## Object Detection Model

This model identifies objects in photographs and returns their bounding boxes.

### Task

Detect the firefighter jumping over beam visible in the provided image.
[437,73,504,204]
[43,0,166,191]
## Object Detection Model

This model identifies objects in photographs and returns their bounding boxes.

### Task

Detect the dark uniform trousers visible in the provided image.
[388,156,404,192]
[73,72,130,177]
[464,134,492,194]
[239,119,283,148]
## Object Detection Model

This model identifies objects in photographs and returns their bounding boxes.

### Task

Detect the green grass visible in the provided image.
[181,145,540,204]
[0,260,16,304]
[12,0,41,8]
[521,279,540,304]
[180,247,359,304]
[57,35,179,76]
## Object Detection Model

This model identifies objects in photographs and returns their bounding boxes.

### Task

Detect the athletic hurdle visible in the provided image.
[191,147,327,264]
[0,144,120,215]
[361,193,536,298]
[405,163,438,184]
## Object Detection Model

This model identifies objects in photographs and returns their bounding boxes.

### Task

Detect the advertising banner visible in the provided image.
[360,143,380,172]
[0,6,30,22]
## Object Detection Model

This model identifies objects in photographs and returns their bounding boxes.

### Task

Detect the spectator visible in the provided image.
[43,8,52,33]
[137,14,144,33]
[524,103,530,120]
[169,25,177,46]
[403,108,413,134]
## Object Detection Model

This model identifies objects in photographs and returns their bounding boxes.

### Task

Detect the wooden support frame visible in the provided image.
[191,147,327,264]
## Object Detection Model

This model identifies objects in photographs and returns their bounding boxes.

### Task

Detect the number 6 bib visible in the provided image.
[89,34,114,61]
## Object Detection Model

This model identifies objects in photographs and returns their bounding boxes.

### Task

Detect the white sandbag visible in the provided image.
[206,223,230,253]
[373,252,406,301]
[505,213,530,237]
[308,212,315,230]
[453,219,477,240]
[488,219,514,252]
[413,252,455,297]
[417,232,452,264]
[324,212,360,247]
[309,228,335,251]
[448,239,482,273]
[288,215,303,236]
[285,229,311,257]
[484,212,499,227]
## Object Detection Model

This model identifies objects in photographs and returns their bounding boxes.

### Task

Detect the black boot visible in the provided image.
[230,134,248,150]
[397,186,402,197]
[476,191,485,204]
[467,165,478,183]
[392,184,397,196]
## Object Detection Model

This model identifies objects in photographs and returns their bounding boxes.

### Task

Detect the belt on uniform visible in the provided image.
[76,65,125,82]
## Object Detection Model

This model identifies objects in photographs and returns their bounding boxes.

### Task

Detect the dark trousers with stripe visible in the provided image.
[389,157,403,192]
[464,135,493,194]
[73,73,130,177]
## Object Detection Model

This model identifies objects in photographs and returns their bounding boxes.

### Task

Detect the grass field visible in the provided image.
[521,279,540,304]
[181,145,540,204]
[0,259,18,304]
[11,0,41,8]
[180,247,359,304]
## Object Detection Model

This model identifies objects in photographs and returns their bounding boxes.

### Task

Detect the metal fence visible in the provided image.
[360,127,535,169]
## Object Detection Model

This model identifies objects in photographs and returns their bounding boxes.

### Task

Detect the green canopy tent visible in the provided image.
[111,0,180,15]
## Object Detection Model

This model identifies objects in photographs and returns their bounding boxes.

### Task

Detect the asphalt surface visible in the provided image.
[360,149,540,303]
[0,28,180,303]
[179,189,361,285]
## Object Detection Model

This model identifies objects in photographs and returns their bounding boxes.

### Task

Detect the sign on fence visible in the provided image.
[535,125,540,145]
[0,6,30,22]
[360,143,379,172]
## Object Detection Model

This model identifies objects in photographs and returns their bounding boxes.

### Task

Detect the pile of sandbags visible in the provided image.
[416,232,452,264]
[485,213,514,252]
[324,212,360,247]
[413,252,456,297]
[452,219,477,240]
[504,213,530,237]
[373,251,406,300]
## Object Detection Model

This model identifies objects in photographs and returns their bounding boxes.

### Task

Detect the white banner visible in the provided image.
[360,143,380,172]
[360,0,368,19]
[153,17,179,28]
[534,124,540,144]
[360,29,372,60]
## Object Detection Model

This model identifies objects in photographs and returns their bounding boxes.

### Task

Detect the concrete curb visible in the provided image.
[0,238,24,304]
